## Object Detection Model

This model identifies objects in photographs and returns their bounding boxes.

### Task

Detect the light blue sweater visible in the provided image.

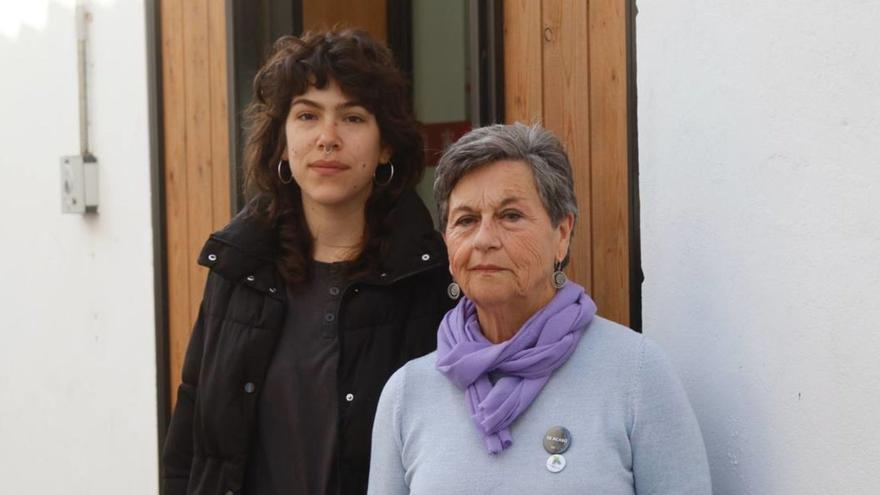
[368,316,711,494]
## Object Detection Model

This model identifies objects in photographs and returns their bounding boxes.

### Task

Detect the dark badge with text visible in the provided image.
[543,426,572,454]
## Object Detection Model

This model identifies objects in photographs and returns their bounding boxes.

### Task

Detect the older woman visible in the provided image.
[368,123,711,494]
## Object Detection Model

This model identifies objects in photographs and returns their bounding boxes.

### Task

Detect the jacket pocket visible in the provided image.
[195,318,273,457]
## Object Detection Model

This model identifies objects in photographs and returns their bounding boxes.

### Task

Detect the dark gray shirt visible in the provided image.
[245,261,349,495]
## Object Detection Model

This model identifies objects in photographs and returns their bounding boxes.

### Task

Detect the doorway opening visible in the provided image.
[227,0,504,221]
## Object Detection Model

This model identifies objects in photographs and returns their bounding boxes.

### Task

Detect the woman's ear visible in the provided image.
[279,135,290,161]
[555,213,575,263]
[379,145,393,165]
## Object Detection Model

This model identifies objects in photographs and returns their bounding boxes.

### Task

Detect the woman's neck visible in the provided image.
[303,197,367,263]
[475,284,556,344]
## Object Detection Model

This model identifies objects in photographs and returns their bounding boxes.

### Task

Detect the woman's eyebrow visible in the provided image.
[498,197,525,208]
[338,100,367,110]
[449,204,475,217]
[291,97,321,108]
[290,98,367,110]
[449,196,525,216]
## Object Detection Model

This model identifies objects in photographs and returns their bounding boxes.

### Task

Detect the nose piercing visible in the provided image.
[321,142,339,156]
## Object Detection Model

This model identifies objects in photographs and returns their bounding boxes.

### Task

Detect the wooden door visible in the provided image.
[159,0,232,408]
[504,0,634,326]
[159,0,390,414]
[157,0,635,418]
[302,0,387,40]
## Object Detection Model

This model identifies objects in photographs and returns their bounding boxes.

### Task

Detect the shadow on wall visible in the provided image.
[648,217,777,494]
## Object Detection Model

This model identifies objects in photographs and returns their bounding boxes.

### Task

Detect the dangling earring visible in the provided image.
[552,261,567,289]
[277,159,293,184]
[373,161,395,186]
[447,281,461,300]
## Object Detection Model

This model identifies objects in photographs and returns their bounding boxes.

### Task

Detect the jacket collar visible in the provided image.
[198,190,447,285]
[362,190,448,285]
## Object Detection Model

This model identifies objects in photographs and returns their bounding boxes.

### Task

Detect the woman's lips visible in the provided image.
[470,264,504,272]
[309,160,349,175]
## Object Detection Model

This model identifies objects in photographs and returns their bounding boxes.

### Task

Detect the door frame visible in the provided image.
[149,1,641,488]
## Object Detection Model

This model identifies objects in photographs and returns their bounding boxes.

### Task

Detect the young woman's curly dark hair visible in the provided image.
[242,29,425,285]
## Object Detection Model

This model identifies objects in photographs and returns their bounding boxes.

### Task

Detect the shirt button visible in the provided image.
[329,286,340,296]
[207,253,217,262]
[246,275,255,282]
[268,287,277,294]
[421,253,430,261]
[324,313,335,322]
[244,382,255,393]
[345,393,354,402]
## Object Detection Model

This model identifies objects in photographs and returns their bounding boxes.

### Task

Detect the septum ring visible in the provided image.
[320,143,339,156]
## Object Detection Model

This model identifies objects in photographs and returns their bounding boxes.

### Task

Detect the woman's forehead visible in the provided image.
[449,161,540,208]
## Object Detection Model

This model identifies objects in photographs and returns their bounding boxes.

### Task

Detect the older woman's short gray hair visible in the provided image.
[433,122,579,234]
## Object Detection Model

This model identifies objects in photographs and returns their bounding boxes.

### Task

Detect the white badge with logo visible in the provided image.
[546,454,566,473]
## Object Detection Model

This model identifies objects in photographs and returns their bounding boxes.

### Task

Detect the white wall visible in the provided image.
[0,1,158,493]
[637,1,880,493]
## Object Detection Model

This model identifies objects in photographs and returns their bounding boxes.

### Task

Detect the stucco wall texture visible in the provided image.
[637,1,880,493]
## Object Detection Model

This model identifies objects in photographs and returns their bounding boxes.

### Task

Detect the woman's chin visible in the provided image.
[301,186,371,209]
[464,286,514,309]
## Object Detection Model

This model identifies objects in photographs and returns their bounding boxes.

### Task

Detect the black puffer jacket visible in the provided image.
[161,192,453,495]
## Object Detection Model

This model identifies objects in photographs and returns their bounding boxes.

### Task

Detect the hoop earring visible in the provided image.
[374,161,395,186]
[277,159,293,184]
[552,261,567,289]
[447,281,461,300]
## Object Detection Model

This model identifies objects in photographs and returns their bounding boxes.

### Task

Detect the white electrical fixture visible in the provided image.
[61,2,99,214]
[60,155,99,213]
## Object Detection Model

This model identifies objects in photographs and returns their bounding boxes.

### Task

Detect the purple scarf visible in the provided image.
[436,281,597,454]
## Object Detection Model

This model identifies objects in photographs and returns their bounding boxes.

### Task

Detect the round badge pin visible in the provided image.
[543,426,572,454]
[546,454,567,473]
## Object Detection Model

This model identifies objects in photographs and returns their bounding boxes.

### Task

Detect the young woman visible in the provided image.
[161,30,454,495]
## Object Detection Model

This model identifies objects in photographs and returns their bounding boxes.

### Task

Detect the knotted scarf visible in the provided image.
[436,281,597,454]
